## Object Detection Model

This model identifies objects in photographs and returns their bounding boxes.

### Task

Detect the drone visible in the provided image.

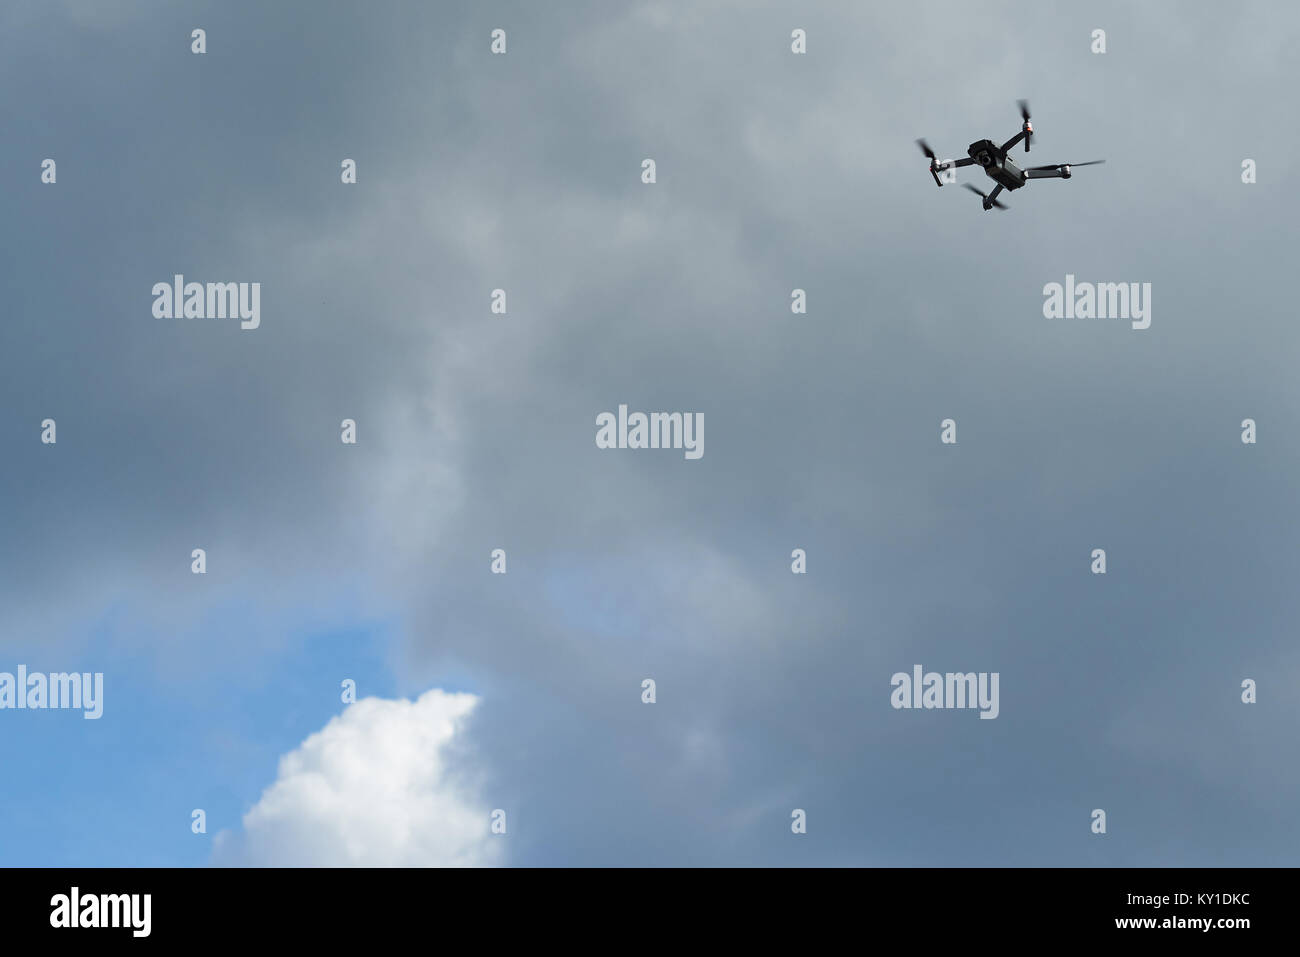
[917,101,1104,211]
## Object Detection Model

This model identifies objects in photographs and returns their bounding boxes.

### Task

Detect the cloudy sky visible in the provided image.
[1,0,1297,866]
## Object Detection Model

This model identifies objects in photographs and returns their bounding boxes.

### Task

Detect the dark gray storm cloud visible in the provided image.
[2,0,1297,864]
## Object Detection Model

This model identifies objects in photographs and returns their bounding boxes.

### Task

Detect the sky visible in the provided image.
[1,0,1298,867]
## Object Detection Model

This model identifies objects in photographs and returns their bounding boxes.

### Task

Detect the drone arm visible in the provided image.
[1001,130,1028,152]
[1025,167,1067,179]
[928,156,974,186]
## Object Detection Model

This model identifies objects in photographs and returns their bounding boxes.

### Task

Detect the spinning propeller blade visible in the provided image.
[1025,160,1106,171]
[963,183,1007,209]
[1017,99,1032,153]
[917,139,943,186]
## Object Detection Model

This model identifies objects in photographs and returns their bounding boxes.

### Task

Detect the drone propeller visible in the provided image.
[963,183,1007,209]
[1026,159,1104,179]
[1017,100,1033,153]
[1025,160,1105,170]
[917,138,944,186]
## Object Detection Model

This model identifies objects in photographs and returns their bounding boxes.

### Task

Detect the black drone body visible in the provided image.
[917,101,1104,211]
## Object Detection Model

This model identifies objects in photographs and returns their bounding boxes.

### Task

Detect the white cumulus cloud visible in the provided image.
[214,689,501,866]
